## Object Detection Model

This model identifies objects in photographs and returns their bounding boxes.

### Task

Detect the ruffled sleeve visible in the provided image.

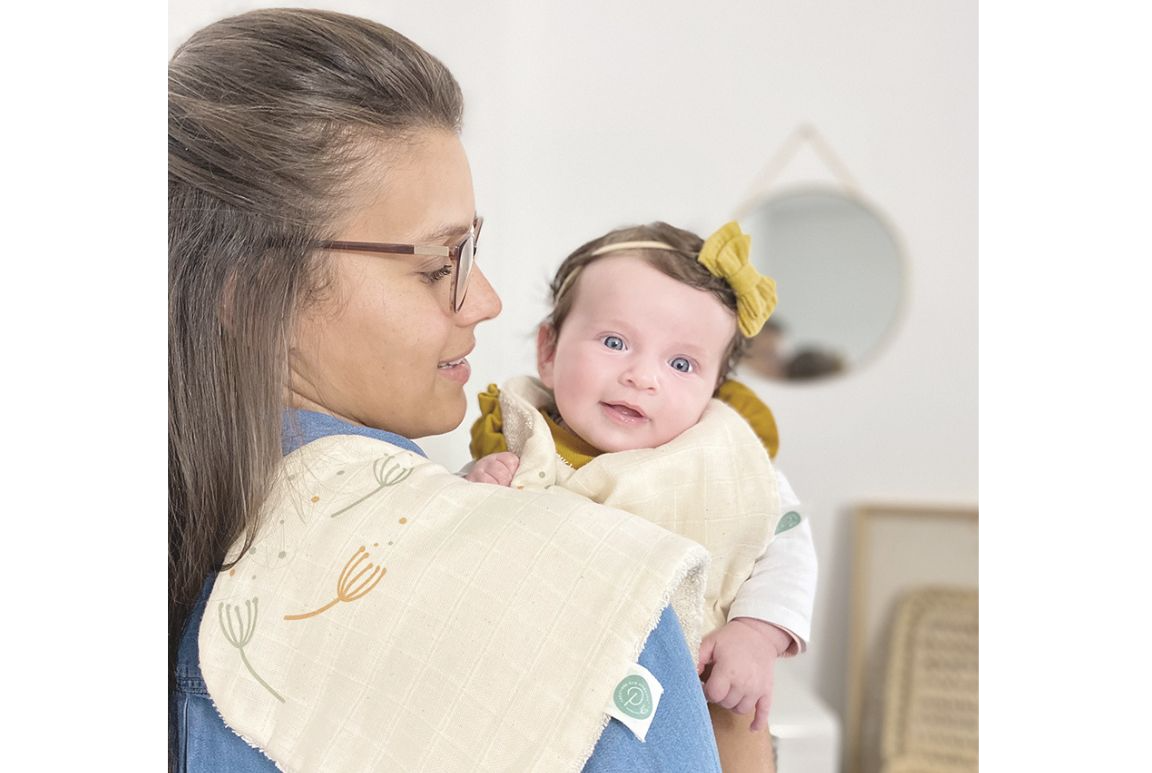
[469,383,509,459]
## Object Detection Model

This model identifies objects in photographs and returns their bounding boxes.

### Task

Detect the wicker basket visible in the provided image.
[879,587,978,773]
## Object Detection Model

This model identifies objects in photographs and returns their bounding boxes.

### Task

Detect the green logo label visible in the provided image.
[613,675,653,720]
[776,511,802,534]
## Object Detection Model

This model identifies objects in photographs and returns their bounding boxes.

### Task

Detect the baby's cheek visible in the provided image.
[647,420,690,448]
[551,386,575,418]
[663,397,711,441]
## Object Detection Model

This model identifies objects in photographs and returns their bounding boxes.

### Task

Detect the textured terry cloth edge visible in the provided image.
[204,688,286,772]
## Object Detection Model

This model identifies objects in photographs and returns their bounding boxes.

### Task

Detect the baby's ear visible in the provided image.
[536,324,558,388]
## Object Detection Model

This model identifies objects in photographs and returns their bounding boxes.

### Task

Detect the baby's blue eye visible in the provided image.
[602,335,625,350]
[670,357,693,373]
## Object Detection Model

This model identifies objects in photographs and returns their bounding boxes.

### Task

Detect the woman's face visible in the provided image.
[289,129,502,439]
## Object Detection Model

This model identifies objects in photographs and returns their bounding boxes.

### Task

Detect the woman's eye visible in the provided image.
[424,264,453,283]
[669,357,693,373]
[602,335,625,351]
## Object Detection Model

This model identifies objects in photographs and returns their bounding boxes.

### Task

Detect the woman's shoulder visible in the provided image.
[174,689,280,772]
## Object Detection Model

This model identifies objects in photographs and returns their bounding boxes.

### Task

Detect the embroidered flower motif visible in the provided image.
[284,545,386,621]
[329,453,415,519]
[218,598,285,703]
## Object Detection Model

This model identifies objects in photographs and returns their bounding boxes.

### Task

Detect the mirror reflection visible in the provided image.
[738,187,905,382]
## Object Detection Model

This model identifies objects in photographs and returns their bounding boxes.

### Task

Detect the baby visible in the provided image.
[467,221,817,771]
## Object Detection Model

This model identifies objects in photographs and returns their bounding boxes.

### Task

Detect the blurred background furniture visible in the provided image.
[878,587,978,773]
[846,504,977,773]
[771,662,841,773]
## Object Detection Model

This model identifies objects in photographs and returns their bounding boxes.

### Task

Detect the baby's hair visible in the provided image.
[545,222,749,385]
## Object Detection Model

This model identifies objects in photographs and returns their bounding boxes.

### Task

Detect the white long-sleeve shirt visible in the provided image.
[728,469,817,654]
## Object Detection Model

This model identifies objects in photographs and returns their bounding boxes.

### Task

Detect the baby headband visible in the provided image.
[586,222,777,337]
[590,240,678,256]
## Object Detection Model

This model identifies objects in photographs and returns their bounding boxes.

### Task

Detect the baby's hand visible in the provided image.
[696,618,792,731]
[464,452,520,486]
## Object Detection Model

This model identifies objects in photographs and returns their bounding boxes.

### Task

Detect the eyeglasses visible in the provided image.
[315,216,483,313]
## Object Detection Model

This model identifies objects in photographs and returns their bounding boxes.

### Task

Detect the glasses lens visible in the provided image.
[453,220,479,312]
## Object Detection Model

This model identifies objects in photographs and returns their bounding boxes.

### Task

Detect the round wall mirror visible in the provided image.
[738,186,906,382]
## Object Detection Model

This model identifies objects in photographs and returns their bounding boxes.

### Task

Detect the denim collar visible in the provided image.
[281,409,427,457]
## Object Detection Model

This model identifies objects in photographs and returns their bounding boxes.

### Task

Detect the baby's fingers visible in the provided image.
[467,469,502,485]
[749,695,772,732]
[702,671,732,705]
[731,693,758,716]
[697,637,717,675]
[493,451,520,477]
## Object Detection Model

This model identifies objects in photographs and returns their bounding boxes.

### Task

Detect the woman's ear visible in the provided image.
[537,324,558,388]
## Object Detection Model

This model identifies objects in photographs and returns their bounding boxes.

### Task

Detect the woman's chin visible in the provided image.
[417,394,468,438]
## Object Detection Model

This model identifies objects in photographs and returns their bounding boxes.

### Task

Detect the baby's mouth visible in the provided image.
[600,402,648,422]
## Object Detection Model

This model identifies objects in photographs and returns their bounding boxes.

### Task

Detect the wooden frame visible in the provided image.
[844,503,978,773]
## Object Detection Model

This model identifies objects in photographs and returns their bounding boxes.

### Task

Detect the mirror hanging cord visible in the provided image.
[735,124,860,219]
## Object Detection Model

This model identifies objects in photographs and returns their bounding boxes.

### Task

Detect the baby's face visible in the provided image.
[539,255,736,452]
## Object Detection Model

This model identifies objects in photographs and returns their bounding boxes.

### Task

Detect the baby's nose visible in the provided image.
[621,363,659,391]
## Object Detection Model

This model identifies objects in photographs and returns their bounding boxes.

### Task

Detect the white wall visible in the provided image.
[170,0,977,740]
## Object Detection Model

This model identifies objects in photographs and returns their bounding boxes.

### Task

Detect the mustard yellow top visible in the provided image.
[715,379,780,459]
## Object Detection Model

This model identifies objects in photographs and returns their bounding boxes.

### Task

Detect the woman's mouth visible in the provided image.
[600,401,648,424]
[437,356,471,384]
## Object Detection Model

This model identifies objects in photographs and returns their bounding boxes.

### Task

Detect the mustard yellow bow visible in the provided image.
[697,222,777,337]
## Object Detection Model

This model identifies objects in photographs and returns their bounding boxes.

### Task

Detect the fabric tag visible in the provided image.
[605,662,664,742]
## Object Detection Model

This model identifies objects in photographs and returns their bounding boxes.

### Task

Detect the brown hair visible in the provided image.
[168,7,463,703]
[544,222,749,383]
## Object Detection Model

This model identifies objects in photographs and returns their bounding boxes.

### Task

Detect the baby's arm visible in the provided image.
[462,451,520,486]
[698,468,818,729]
[726,468,818,652]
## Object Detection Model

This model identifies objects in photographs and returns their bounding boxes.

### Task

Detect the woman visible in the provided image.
[170,9,721,772]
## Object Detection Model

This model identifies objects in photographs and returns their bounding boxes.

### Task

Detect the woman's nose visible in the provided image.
[458,265,502,323]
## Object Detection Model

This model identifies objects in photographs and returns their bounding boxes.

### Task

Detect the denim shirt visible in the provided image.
[170,410,720,772]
